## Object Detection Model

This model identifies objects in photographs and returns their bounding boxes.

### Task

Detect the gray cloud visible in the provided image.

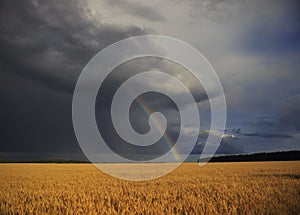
[104,0,165,22]
[188,0,240,22]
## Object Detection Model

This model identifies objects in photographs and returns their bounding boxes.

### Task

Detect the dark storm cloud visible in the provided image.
[0,0,147,93]
[0,0,211,160]
[0,0,149,160]
[2,0,299,160]
[104,0,165,22]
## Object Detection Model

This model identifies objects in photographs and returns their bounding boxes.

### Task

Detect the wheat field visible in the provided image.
[0,161,299,214]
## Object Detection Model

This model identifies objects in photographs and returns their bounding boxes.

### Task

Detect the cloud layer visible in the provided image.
[0,0,299,160]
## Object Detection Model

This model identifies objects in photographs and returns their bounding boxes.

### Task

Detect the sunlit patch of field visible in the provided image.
[0,161,299,214]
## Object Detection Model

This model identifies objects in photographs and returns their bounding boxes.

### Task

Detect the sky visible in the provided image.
[0,0,299,161]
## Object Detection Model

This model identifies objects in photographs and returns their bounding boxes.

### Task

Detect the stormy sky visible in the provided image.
[0,0,299,161]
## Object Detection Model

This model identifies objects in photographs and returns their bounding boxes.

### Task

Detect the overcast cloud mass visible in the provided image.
[0,0,299,161]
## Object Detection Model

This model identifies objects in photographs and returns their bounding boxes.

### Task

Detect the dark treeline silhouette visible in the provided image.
[198,150,300,163]
[0,160,90,163]
[1,151,300,163]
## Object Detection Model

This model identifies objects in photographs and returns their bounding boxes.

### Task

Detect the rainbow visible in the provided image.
[135,96,180,161]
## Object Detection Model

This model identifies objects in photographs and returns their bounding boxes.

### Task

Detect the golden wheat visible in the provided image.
[0,161,299,214]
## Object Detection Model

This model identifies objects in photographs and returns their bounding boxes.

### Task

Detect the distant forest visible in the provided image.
[198,150,300,163]
[1,151,299,163]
